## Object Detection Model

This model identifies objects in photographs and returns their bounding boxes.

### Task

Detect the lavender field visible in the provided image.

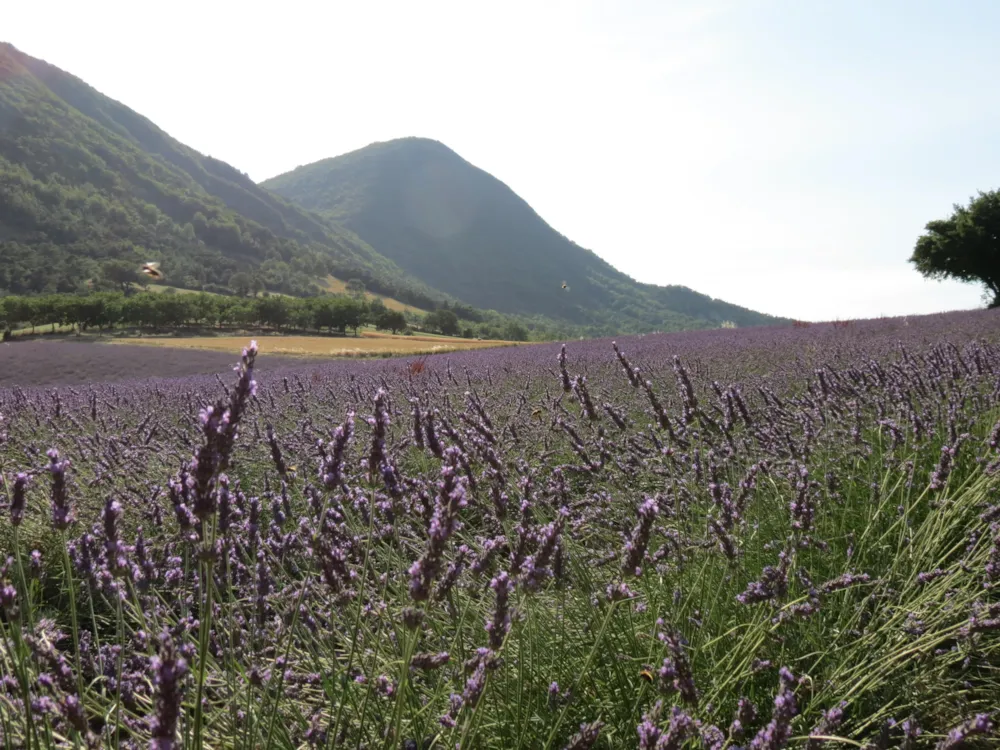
[1,310,999,748]
[0,341,324,388]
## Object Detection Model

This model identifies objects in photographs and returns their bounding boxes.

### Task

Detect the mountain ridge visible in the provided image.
[0,42,446,308]
[1,41,782,335]
[262,137,783,331]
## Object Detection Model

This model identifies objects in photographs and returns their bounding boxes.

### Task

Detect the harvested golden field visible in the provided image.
[320,276,425,313]
[109,333,516,357]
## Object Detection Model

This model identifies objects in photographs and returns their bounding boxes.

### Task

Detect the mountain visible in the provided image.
[0,42,780,335]
[0,42,444,308]
[263,138,783,331]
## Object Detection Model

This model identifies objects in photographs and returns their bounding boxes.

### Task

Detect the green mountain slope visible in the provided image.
[0,42,443,308]
[263,137,783,331]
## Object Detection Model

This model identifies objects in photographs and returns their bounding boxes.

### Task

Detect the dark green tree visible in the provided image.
[911,189,1000,307]
[229,272,255,298]
[425,309,460,336]
[339,297,366,335]
[101,260,141,295]
[376,309,407,334]
[367,297,388,323]
[255,296,290,329]
[502,321,529,342]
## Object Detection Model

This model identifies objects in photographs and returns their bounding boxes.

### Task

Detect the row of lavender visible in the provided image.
[0,310,999,748]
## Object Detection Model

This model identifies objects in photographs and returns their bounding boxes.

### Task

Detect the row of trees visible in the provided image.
[0,291,409,337]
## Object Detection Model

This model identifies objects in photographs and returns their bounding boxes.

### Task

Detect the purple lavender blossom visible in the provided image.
[485,571,514,650]
[7,472,29,526]
[806,702,847,749]
[657,629,698,706]
[410,651,450,670]
[935,714,994,749]
[638,700,664,749]
[612,341,641,387]
[730,697,758,741]
[930,444,956,490]
[150,629,188,750]
[562,720,604,749]
[409,447,469,601]
[558,344,572,392]
[738,552,791,605]
[319,412,355,490]
[47,448,74,530]
[820,572,871,593]
[986,524,1000,582]
[749,667,800,750]
[367,388,396,488]
[623,496,658,576]
[900,716,921,749]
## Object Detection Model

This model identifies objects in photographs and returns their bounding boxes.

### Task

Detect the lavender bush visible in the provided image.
[0,310,999,748]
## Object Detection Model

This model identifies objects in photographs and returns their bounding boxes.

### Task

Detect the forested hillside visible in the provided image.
[0,43,444,308]
[0,42,784,336]
[263,137,784,331]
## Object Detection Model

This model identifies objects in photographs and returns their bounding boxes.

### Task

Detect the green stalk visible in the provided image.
[0,618,36,750]
[60,538,87,746]
[352,567,394,750]
[386,627,419,750]
[113,589,125,748]
[542,600,620,749]
[330,499,379,747]
[262,579,308,750]
[86,590,104,684]
[0,638,15,748]
[192,516,218,750]
[10,526,38,750]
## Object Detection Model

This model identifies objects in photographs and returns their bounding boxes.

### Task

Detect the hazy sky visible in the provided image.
[8,0,999,320]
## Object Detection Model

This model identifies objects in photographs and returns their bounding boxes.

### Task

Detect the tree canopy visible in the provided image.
[424,308,460,336]
[911,189,1000,307]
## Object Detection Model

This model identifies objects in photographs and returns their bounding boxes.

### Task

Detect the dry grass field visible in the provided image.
[109,332,516,357]
[320,275,426,313]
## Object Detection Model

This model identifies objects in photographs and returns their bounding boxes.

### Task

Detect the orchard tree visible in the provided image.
[911,189,1000,307]
[101,260,141,295]
[425,309,459,336]
[376,309,407,334]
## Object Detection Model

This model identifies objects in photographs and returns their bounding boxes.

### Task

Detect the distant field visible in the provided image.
[320,275,425,313]
[110,332,515,357]
[0,340,321,387]
[146,284,294,299]
[146,284,202,295]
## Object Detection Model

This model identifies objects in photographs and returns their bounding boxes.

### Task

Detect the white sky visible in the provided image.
[7,0,999,320]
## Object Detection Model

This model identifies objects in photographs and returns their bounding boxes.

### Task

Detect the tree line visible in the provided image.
[0,291,411,338]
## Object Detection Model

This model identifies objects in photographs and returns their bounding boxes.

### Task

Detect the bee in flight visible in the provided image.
[561,281,569,291]
[141,262,163,280]
[639,669,654,684]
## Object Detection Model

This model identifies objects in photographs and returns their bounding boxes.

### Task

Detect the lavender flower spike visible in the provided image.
[47,448,74,530]
[7,472,29,527]
[623,496,658,576]
[750,667,800,750]
[150,629,189,750]
[562,720,605,749]
[936,714,994,749]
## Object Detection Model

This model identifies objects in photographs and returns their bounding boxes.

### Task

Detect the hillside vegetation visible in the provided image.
[0,43,444,308]
[1,42,783,338]
[263,137,784,332]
